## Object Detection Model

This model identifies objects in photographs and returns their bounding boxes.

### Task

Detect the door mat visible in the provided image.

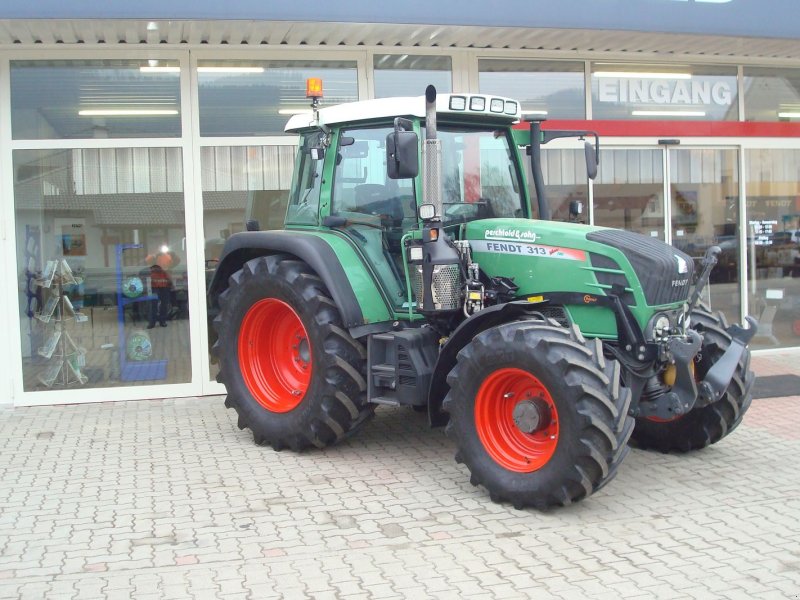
[751,374,800,399]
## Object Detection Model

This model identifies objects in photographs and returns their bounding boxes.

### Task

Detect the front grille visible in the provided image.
[587,230,694,306]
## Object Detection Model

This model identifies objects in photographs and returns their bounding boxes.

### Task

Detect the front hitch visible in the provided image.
[695,316,758,406]
[637,330,702,420]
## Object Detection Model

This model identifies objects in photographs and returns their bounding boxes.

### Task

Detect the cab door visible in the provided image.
[328,125,418,310]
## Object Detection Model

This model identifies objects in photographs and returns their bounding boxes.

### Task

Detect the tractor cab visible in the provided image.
[283,89,538,308]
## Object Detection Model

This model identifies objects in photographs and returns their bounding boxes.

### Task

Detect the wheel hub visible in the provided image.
[512,398,551,434]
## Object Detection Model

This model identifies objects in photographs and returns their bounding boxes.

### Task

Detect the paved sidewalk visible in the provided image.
[0,353,799,599]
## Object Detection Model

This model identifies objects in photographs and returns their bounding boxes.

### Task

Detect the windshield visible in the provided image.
[436,125,526,226]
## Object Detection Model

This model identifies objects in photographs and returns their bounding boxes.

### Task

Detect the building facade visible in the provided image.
[1,1,799,406]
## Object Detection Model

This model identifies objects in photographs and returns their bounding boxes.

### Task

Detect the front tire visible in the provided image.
[443,320,633,510]
[213,254,373,450]
[630,307,755,453]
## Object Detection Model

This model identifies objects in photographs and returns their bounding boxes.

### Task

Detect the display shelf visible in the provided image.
[34,259,89,388]
[116,244,168,382]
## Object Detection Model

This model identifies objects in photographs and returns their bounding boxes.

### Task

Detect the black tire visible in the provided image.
[443,320,634,510]
[213,254,374,450]
[630,306,755,453]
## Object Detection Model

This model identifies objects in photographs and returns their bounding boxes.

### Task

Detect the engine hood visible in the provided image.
[463,218,694,308]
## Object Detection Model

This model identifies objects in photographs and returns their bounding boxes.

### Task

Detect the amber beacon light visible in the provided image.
[306,78,324,99]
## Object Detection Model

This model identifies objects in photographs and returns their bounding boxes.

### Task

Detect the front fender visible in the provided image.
[428,301,550,427]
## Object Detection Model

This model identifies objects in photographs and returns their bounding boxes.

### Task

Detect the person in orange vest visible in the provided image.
[145,251,174,329]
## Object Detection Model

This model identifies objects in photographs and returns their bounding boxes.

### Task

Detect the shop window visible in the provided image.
[479,59,585,120]
[197,60,358,137]
[14,148,190,391]
[373,54,452,98]
[11,60,181,140]
[743,67,800,122]
[591,63,738,121]
[745,149,800,349]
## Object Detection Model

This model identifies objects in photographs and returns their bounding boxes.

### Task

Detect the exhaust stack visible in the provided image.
[423,85,443,219]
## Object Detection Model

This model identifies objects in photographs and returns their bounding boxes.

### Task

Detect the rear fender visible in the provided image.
[207,231,391,343]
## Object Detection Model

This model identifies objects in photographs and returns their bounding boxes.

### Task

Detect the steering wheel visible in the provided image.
[354,198,405,227]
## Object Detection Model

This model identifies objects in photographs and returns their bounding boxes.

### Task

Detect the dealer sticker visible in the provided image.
[470,240,586,261]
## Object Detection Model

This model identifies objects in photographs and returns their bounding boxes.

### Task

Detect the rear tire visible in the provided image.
[630,307,755,453]
[213,254,373,450]
[443,320,633,510]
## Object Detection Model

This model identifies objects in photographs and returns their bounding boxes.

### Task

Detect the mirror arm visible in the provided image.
[543,129,600,164]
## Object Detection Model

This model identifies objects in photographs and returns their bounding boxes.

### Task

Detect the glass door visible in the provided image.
[593,148,666,240]
[668,148,741,325]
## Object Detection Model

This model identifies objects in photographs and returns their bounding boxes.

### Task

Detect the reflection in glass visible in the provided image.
[743,67,800,122]
[670,148,740,324]
[593,149,665,239]
[198,60,358,136]
[11,60,181,140]
[373,55,451,98]
[14,149,190,391]
[745,149,800,349]
[525,149,590,222]
[591,63,738,121]
[479,60,585,119]
[202,145,295,380]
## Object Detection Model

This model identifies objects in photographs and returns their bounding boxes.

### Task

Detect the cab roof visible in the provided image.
[284,93,522,132]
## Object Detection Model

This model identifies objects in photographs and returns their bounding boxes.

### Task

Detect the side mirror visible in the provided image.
[569,200,584,217]
[387,117,419,180]
[584,140,598,180]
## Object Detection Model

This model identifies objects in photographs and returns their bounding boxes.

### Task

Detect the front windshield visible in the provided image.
[437,125,526,226]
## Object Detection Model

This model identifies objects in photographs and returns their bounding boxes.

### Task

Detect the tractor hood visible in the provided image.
[463,218,694,309]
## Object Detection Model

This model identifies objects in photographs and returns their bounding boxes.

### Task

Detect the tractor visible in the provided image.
[207,81,757,510]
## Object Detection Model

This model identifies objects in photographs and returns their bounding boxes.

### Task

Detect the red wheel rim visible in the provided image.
[238,298,312,413]
[474,368,559,473]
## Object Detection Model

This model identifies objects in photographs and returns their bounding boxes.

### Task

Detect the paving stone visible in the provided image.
[0,355,798,599]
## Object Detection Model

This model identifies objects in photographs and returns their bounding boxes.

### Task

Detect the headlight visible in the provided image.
[648,312,674,339]
[654,315,671,335]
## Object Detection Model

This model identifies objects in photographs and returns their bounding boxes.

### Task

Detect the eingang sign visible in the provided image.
[598,79,734,107]
[592,68,740,120]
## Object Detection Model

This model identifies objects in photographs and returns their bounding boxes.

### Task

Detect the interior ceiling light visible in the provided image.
[197,67,265,74]
[79,109,179,116]
[594,71,692,80]
[631,110,706,117]
[139,66,180,73]
[522,110,549,115]
[778,112,800,118]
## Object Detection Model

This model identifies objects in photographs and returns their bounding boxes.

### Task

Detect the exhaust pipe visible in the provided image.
[423,85,443,219]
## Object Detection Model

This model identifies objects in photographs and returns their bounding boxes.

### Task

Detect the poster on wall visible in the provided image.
[56,219,87,256]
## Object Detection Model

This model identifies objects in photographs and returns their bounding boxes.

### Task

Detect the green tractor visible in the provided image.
[208,83,756,510]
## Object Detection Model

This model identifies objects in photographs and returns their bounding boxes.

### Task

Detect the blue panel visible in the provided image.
[1,0,798,40]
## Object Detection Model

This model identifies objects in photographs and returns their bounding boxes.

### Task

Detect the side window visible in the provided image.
[332,126,414,223]
[286,133,324,225]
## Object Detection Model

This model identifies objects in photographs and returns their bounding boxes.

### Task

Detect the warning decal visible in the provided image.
[470,240,586,262]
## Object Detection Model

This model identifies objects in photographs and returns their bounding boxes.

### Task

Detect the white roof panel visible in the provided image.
[285,94,521,132]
